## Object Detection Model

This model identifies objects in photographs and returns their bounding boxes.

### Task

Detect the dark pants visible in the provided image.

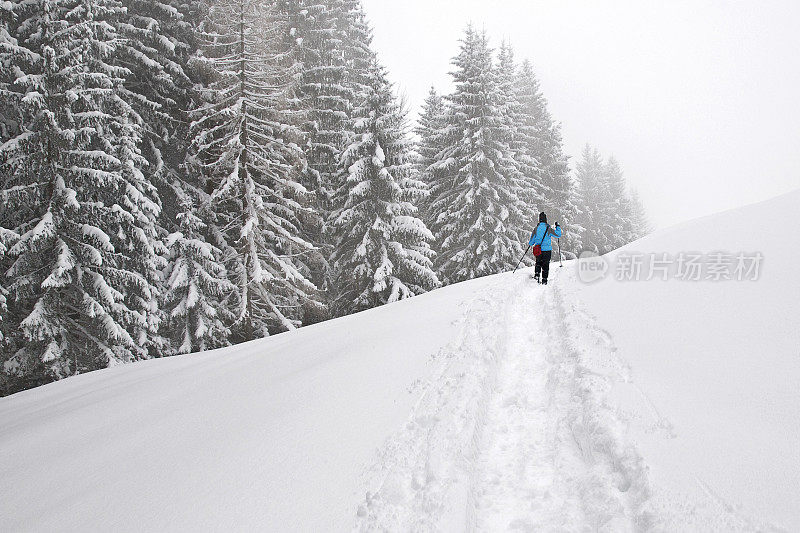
[535,250,552,282]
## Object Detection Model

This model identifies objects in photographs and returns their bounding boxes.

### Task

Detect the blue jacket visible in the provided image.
[528,222,562,252]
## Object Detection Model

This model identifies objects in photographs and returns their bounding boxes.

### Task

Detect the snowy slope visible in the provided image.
[0,278,500,532]
[2,191,799,531]
[576,188,800,530]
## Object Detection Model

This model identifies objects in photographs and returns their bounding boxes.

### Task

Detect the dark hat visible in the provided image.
[539,212,547,223]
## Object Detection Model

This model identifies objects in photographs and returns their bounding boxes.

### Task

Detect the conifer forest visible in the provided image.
[0,0,648,394]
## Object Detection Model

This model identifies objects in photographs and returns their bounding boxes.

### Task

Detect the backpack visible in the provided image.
[532,223,550,257]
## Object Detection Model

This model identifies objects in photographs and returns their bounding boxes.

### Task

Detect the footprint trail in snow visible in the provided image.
[354,268,772,532]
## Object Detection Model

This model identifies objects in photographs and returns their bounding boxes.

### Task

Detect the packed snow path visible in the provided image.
[355,269,650,530]
[355,268,770,532]
[471,281,652,530]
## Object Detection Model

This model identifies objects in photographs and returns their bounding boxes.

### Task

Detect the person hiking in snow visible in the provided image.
[529,212,562,285]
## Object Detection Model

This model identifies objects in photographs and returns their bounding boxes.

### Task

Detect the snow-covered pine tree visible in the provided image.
[161,184,235,354]
[0,225,15,393]
[427,27,526,284]
[330,60,438,315]
[603,156,636,250]
[629,188,651,239]
[270,1,325,320]
[115,0,197,189]
[0,227,14,347]
[0,0,18,142]
[189,0,319,340]
[414,87,447,177]
[0,0,163,384]
[278,0,375,312]
[496,41,543,236]
[289,0,351,200]
[574,144,610,254]
[114,0,204,231]
[0,2,20,360]
[413,86,448,221]
[514,58,580,255]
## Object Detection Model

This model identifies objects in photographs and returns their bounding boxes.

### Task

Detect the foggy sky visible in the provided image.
[361,0,800,229]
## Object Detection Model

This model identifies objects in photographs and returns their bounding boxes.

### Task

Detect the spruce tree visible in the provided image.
[161,185,235,354]
[330,60,438,315]
[603,156,636,250]
[114,0,203,245]
[427,27,525,284]
[629,188,651,239]
[0,0,163,383]
[189,0,319,340]
[514,59,580,254]
[0,2,20,360]
[413,86,448,221]
[291,0,364,201]
[110,0,206,354]
[0,2,18,143]
[0,227,13,347]
[115,0,197,190]
[279,0,375,310]
[574,144,610,254]
[496,41,542,233]
[0,225,15,394]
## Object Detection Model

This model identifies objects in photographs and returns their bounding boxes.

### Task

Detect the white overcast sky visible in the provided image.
[361,0,800,229]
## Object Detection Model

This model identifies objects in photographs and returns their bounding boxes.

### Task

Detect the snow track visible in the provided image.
[355,270,653,531]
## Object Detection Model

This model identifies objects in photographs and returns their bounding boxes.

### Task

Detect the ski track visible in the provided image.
[354,268,773,532]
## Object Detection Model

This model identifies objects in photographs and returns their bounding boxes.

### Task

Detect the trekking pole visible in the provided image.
[512,245,531,273]
[557,238,563,268]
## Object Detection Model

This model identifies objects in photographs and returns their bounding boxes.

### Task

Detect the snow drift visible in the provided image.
[1,190,799,531]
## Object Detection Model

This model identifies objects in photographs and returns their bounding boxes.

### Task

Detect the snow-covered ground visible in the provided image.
[2,190,798,531]
[577,189,800,531]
